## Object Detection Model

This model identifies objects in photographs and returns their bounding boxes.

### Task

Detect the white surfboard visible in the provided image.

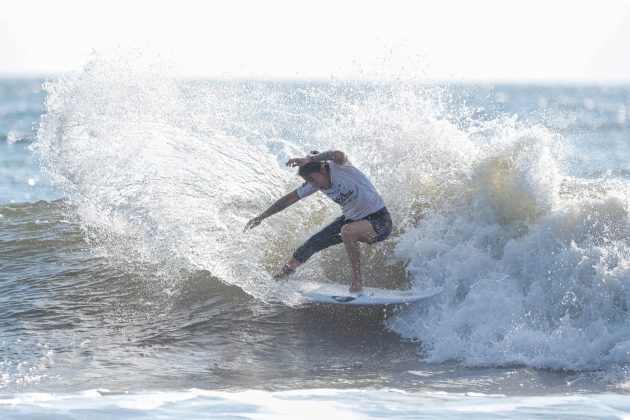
[300,284,443,306]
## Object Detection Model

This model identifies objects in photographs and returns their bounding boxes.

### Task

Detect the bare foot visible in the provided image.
[273,264,295,281]
[273,271,289,280]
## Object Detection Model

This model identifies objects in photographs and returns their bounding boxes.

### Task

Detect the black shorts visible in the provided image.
[292,207,392,263]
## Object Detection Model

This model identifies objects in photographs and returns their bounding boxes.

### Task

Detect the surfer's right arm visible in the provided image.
[244,190,301,231]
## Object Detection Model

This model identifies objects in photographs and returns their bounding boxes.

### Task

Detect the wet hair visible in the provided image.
[298,151,328,177]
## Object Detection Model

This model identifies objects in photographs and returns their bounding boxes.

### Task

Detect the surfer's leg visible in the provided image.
[275,216,348,279]
[340,220,377,293]
[293,216,348,262]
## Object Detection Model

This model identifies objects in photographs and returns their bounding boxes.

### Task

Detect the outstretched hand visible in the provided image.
[285,156,311,167]
[244,216,263,232]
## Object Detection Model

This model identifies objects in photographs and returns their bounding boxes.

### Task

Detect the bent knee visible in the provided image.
[341,223,368,242]
[340,224,355,241]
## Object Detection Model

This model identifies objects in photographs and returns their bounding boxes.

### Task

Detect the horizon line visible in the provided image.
[1,74,630,87]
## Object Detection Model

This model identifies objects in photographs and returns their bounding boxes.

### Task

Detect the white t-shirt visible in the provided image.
[295,160,385,220]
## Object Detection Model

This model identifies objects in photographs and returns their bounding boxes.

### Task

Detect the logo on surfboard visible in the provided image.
[332,296,356,303]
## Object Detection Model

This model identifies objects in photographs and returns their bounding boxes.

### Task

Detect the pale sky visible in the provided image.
[1,0,630,82]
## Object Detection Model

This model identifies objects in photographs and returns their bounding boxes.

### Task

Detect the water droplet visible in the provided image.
[6,131,21,144]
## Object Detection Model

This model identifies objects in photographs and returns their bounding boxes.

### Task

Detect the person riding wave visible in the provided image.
[244,150,392,293]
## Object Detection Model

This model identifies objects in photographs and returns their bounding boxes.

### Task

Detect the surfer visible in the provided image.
[244,150,392,293]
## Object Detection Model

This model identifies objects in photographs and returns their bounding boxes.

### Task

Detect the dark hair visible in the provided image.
[298,151,327,177]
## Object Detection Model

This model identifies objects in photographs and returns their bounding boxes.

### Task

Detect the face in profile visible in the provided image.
[302,166,331,189]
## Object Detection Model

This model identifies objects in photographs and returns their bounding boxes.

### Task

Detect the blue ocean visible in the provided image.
[2,56,630,418]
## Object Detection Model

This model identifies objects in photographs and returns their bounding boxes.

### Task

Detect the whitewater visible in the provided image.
[2,55,630,417]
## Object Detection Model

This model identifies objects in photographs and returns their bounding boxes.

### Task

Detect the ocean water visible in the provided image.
[2,58,630,418]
